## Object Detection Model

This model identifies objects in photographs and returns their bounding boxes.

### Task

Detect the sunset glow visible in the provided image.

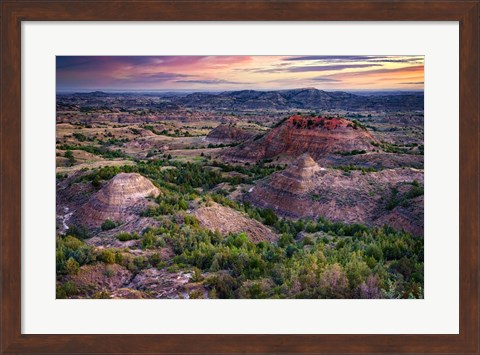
[57,55,424,92]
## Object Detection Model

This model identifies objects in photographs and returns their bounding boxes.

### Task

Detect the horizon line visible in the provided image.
[56,87,424,94]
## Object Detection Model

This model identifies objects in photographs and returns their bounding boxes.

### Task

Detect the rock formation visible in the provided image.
[223,115,378,163]
[245,154,424,235]
[268,153,323,194]
[73,173,160,228]
[205,124,257,144]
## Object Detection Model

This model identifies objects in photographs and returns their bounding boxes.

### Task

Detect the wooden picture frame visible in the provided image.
[1,1,478,353]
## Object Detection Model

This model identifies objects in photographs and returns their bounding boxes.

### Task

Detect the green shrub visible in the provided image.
[117,232,139,241]
[261,208,278,226]
[65,225,90,239]
[141,231,156,249]
[64,150,76,166]
[63,236,84,250]
[302,236,315,246]
[190,267,204,283]
[56,285,67,299]
[188,289,205,299]
[184,214,199,227]
[101,219,117,231]
[56,281,77,298]
[205,273,239,299]
[101,249,116,264]
[65,257,80,275]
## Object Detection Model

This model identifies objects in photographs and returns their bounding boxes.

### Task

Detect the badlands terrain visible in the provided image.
[56,88,424,299]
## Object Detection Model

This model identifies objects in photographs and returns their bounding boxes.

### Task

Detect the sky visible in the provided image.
[56,55,424,92]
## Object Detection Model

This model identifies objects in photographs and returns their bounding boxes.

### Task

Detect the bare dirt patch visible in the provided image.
[195,202,278,243]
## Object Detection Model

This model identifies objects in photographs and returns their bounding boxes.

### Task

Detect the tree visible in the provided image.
[319,263,348,298]
[359,275,381,299]
[262,208,278,226]
[345,255,370,290]
[365,244,383,261]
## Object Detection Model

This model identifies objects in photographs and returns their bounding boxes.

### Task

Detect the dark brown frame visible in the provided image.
[1,1,479,354]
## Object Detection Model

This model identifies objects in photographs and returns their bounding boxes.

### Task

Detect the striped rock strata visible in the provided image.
[74,173,159,228]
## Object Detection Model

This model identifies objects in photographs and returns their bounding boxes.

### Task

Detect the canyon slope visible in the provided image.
[205,124,257,144]
[246,154,424,235]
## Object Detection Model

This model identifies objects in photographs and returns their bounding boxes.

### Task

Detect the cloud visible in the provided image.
[284,55,424,64]
[285,56,378,62]
[286,64,381,73]
[337,65,424,76]
[175,79,249,85]
[369,58,424,63]
[116,72,195,83]
[310,77,341,82]
[56,56,164,71]
[252,63,381,74]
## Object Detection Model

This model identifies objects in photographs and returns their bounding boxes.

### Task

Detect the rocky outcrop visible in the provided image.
[223,115,377,163]
[127,269,193,299]
[205,124,257,144]
[246,154,424,235]
[268,153,322,194]
[73,173,159,228]
[194,202,278,243]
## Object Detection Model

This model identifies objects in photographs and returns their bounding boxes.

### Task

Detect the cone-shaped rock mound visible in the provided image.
[268,153,323,194]
[284,153,321,178]
[74,173,160,228]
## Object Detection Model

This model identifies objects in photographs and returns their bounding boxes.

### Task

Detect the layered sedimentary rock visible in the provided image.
[223,115,377,163]
[73,173,160,228]
[246,154,424,235]
[205,124,257,144]
[268,153,323,194]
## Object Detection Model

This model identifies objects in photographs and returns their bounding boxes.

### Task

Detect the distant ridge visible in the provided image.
[171,88,423,112]
[60,88,423,112]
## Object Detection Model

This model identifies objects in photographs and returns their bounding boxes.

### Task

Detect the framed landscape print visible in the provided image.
[55,55,425,300]
[1,1,478,354]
